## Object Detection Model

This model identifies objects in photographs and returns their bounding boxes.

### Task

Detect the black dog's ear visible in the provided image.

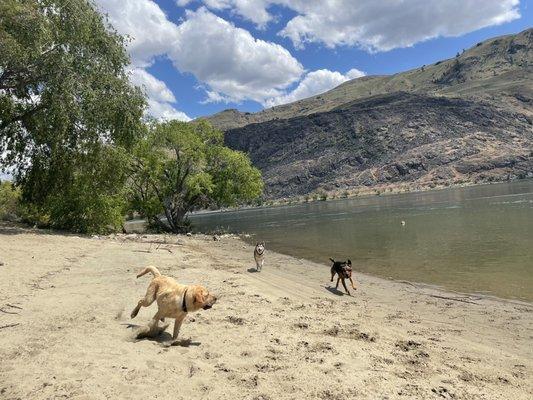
[329,257,335,263]
[347,259,352,265]
[256,242,259,246]
[261,241,265,246]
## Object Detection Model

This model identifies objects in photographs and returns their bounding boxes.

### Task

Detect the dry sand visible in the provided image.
[0,222,531,399]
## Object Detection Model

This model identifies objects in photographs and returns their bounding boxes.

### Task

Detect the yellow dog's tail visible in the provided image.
[136,265,161,279]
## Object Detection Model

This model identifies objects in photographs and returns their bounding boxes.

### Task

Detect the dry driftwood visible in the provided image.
[0,307,19,315]
[0,323,20,330]
[133,243,173,254]
[428,294,480,304]
[405,289,481,305]
[409,292,481,305]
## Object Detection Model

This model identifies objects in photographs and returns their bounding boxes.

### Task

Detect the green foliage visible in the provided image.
[0,0,146,233]
[0,180,20,220]
[130,120,263,233]
[252,197,264,207]
[20,146,130,232]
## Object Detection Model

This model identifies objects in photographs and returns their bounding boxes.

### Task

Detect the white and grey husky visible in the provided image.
[254,242,265,272]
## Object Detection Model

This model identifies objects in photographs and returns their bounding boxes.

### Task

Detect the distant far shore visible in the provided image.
[186,177,532,216]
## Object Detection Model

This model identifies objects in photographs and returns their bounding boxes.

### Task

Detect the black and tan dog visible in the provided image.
[329,258,357,295]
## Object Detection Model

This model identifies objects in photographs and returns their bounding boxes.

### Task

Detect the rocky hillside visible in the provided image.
[208,29,533,199]
[225,92,532,198]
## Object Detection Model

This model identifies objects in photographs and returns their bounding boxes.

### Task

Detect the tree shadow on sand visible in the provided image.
[0,221,93,238]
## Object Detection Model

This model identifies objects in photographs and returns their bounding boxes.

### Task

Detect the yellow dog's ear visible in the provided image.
[194,288,205,304]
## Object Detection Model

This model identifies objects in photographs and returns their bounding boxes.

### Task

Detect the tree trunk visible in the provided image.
[148,215,172,233]
[162,198,190,234]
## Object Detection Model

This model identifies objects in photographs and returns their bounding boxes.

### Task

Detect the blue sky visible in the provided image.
[95,0,531,121]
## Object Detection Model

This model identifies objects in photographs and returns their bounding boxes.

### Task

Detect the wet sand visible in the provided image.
[0,223,531,399]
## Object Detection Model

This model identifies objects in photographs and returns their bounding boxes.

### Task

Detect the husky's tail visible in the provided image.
[136,265,161,279]
[329,257,335,263]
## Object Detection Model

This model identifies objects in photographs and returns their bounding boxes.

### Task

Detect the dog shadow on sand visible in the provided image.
[247,267,260,273]
[325,286,348,296]
[122,323,201,347]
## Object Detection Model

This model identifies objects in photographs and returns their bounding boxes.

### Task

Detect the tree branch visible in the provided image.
[0,104,45,130]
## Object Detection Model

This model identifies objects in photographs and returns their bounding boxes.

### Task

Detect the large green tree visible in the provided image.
[130,120,263,233]
[0,0,146,232]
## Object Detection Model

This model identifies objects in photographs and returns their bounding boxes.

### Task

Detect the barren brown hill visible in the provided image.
[225,92,532,198]
[205,29,532,199]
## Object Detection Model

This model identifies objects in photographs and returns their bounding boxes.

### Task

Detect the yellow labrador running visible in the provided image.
[131,266,217,344]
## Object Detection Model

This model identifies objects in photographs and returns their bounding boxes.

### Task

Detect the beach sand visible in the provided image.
[0,222,531,399]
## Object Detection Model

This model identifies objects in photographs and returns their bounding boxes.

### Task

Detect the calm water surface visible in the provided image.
[191,181,533,302]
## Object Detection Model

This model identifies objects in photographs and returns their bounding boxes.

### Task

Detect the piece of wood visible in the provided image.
[406,291,481,304]
[0,323,20,330]
[0,308,19,315]
[428,294,480,304]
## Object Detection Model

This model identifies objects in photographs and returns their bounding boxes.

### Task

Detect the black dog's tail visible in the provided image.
[329,257,335,263]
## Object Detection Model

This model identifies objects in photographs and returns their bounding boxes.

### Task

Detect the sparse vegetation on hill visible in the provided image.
[206,29,532,130]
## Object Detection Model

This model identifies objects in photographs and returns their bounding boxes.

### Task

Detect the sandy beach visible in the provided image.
[0,222,531,400]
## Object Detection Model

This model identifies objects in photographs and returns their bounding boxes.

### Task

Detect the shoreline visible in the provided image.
[235,233,533,307]
[10,220,533,307]
[187,178,533,304]
[1,224,531,399]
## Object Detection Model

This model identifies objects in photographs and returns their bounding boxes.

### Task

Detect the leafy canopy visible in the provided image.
[0,180,20,220]
[0,0,146,233]
[131,120,263,233]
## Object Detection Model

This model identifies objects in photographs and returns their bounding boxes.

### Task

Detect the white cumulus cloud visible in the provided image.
[264,68,365,107]
[279,0,521,51]
[95,0,518,112]
[95,1,305,109]
[95,0,190,120]
[169,7,304,103]
[128,68,191,121]
[129,68,176,104]
[96,0,180,67]
[145,99,191,121]
[197,0,273,28]
[187,0,521,51]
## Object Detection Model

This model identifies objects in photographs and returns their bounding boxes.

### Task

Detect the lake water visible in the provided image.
[191,181,533,302]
